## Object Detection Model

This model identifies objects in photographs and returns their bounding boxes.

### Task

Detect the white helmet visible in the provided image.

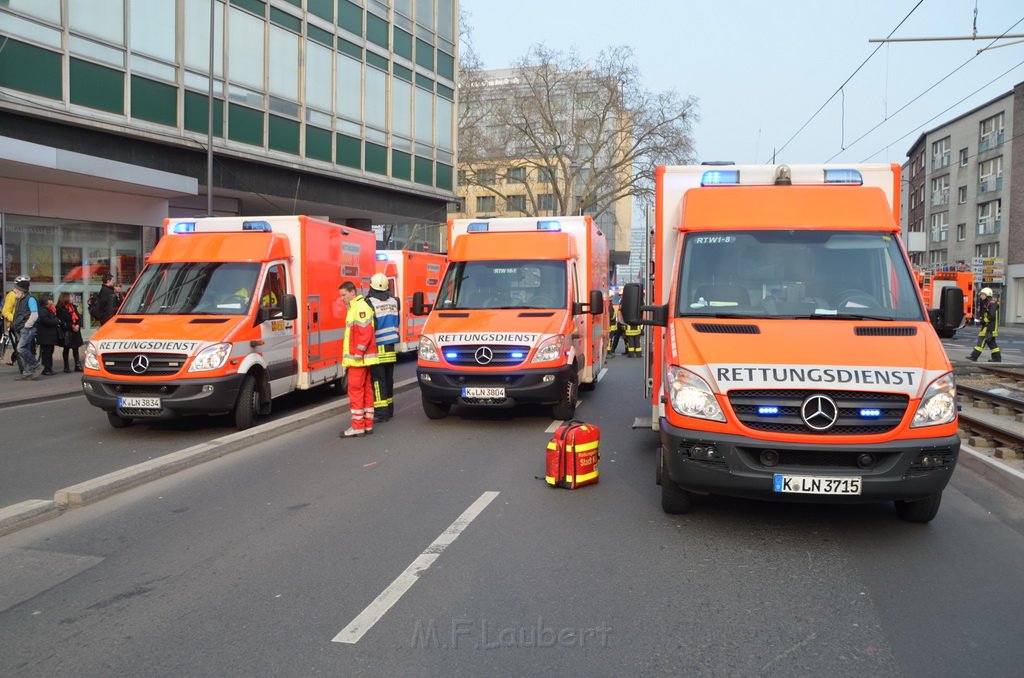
[370,273,389,292]
[980,287,993,297]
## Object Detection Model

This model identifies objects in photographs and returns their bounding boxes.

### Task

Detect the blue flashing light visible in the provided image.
[701,170,740,186]
[172,222,196,233]
[445,351,458,360]
[537,220,562,231]
[375,253,391,261]
[824,169,863,185]
[859,408,882,418]
[757,406,780,416]
[242,220,273,231]
[467,222,490,232]
[510,352,525,359]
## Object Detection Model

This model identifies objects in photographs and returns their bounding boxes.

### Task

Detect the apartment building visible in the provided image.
[902,81,1023,326]
[0,0,456,331]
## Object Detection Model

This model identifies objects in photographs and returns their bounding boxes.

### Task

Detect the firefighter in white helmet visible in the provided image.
[966,287,1000,362]
[366,272,400,421]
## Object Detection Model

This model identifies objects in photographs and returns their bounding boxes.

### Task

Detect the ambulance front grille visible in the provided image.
[728,389,909,435]
[103,352,189,376]
[443,344,531,367]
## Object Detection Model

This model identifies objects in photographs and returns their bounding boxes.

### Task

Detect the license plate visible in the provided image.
[462,387,505,398]
[773,474,862,495]
[118,396,161,409]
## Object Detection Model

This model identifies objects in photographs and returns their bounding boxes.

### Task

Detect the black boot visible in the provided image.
[965,351,980,361]
[64,364,71,373]
[988,353,1001,362]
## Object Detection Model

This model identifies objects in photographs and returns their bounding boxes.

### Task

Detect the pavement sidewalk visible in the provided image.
[0,357,85,409]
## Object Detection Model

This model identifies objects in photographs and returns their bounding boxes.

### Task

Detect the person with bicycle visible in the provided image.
[12,277,43,379]
[1,278,18,363]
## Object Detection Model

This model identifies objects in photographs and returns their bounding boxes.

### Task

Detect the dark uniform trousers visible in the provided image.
[372,343,397,418]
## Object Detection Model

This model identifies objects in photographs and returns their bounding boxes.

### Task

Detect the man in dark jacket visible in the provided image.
[966,287,1001,362]
[95,274,117,324]
[12,278,43,380]
[36,292,61,376]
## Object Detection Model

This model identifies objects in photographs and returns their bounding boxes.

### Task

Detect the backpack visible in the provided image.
[545,420,601,489]
[88,292,101,318]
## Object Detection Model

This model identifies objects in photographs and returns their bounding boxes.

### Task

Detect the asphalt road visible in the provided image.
[2,356,1023,676]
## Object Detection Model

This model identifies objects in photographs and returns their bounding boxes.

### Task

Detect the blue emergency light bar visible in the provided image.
[171,222,196,233]
[701,170,740,186]
[445,351,459,360]
[859,408,882,418]
[376,253,391,261]
[510,351,525,359]
[537,220,562,231]
[757,406,780,416]
[467,222,489,232]
[242,220,273,231]
[824,169,863,185]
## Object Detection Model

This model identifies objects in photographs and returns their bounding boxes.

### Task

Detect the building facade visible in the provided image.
[0,0,457,332]
[901,82,1022,326]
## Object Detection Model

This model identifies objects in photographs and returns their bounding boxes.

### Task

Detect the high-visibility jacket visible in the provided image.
[367,293,400,363]
[978,298,999,338]
[343,295,379,367]
[608,304,620,331]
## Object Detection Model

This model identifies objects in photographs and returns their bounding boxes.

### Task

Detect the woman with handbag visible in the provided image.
[56,292,84,372]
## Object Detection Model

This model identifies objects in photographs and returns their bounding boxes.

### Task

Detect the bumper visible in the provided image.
[660,418,960,502]
[82,373,247,419]
[417,364,575,407]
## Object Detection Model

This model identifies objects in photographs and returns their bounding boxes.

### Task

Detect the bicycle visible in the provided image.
[0,323,24,372]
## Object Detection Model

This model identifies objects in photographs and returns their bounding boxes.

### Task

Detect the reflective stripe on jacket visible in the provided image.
[343,295,379,367]
[367,295,401,346]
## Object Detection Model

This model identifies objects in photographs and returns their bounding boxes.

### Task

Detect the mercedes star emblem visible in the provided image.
[474,346,494,365]
[130,354,150,374]
[801,394,838,431]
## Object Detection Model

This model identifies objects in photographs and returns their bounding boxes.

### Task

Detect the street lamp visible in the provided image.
[207,0,216,216]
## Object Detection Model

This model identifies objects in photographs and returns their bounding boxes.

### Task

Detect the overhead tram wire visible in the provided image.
[765,0,925,163]
[826,15,1024,162]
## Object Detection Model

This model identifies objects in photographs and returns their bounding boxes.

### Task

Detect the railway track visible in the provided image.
[956,383,1024,452]
[977,365,1024,383]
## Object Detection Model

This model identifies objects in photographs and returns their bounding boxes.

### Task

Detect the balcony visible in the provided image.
[930,156,951,171]
[977,219,1001,236]
[978,131,1005,153]
[978,177,1003,194]
[930,193,949,207]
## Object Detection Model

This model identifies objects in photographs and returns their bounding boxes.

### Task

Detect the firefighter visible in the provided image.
[966,287,1001,362]
[338,281,379,437]
[624,319,642,358]
[366,273,400,422]
[607,299,623,356]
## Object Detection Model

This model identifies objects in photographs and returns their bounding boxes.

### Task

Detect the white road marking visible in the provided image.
[332,490,500,644]
[545,421,562,433]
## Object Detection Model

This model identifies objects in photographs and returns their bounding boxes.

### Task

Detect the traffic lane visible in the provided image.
[3,359,1023,675]
[0,358,418,507]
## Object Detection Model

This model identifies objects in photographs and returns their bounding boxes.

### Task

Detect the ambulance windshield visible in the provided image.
[119,262,261,315]
[435,260,567,310]
[676,230,925,321]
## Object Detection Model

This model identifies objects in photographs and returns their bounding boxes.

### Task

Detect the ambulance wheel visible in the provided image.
[422,396,450,420]
[551,376,578,420]
[660,451,692,513]
[894,492,942,523]
[233,375,260,430]
[106,411,133,428]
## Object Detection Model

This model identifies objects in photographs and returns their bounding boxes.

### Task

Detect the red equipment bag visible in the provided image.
[545,420,600,489]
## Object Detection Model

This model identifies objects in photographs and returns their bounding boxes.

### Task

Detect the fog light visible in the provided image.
[857,453,874,468]
[760,449,780,467]
[542,374,555,383]
[82,381,93,392]
[202,384,215,393]
[691,445,705,459]
[420,374,431,382]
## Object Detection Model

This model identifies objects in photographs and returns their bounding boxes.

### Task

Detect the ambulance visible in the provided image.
[82,215,375,429]
[412,216,608,420]
[374,249,446,353]
[916,269,974,337]
[621,164,964,522]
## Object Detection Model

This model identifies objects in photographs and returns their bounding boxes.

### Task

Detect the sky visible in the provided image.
[459,0,1024,166]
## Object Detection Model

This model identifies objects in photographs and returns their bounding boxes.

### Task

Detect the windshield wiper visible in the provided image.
[808,313,896,321]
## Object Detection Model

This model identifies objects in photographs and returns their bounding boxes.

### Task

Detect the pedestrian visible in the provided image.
[56,292,84,372]
[624,320,642,358]
[966,287,1001,363]
[94,273,117,324]
[607,298,623,356]
[2,276,25,366]
[36,292,61,376]
[11,278,43,380]
[113,282,125,310]
[366,273,400,422]
[338,281,378,437]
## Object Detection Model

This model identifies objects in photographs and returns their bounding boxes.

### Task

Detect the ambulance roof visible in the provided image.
[150,232,291,263]
[448,231,577,262]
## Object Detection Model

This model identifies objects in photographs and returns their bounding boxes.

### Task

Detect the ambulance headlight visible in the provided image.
[84,341,100,370]
[532,335,567,363]
[912,372,956,427]
[188,343,231,372]
[666,365,725,422]
[418,336,440,362]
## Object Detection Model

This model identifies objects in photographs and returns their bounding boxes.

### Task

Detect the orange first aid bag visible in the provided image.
[545,420,600,489]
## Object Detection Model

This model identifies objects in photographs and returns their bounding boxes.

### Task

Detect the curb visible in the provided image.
[957,442,1024,498]
[1,376,419,535]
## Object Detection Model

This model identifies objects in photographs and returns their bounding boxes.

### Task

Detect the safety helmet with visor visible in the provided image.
[370,273,390,292]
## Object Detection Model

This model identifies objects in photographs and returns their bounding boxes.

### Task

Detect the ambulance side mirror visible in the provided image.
[411,291,431,316]
[281,294,298,321]
[621,283,667,327]
[929,286,964,333]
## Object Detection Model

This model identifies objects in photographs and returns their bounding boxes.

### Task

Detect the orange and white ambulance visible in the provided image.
[374,249,446,353]
[621,164,964,522]
[412,216,608,420]
[917,268,974,337]
[82,215,375,429]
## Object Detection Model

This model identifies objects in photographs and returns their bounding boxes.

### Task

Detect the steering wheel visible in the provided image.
[836,289,877,309]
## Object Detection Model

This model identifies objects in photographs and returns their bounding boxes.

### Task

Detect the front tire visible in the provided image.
[106,411,133,428]
[551,375,579,420]
[233,374,260,430]
[894,492,942,523]
[422,396,450,420]
[660,450,692,514]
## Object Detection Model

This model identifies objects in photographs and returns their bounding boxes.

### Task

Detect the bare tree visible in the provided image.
[458,44,698,218]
